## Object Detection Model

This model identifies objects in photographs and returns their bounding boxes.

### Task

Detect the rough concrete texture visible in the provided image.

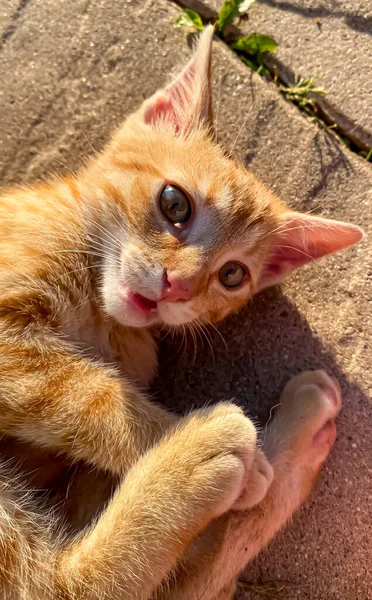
[0,0,20,36]
[178,0,372,150]
[0,0,371,598]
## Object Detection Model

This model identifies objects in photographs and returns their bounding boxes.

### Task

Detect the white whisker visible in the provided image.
[276,244,314,260]
[230,109,250,156]
[203,318,228,351]
[215,59,222,144]
[84,216,124,250]
[260,403,281,451]
[51,264,100,285]
[229,84,261,156]
[188,322,198,364]
[195,318,215,367]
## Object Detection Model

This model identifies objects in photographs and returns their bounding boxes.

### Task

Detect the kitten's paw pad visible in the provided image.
[232,450,273,511]
[313,418,337,449]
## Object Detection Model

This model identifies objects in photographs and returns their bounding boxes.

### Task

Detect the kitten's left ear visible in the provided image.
[257,212,364,291]
[134,25,214,135]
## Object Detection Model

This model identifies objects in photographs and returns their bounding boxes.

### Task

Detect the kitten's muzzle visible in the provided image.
[160,270,191,303]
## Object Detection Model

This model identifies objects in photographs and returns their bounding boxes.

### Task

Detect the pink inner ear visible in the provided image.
[144,96,180,132]
[265,247,309,275]
[257,213,363,291]
[265,241,329,275]
[143,63,196,133]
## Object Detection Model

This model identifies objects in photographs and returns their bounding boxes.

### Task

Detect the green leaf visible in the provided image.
[237,0,256,13]
[174,8,204,31]
[216,0,256,32]
[216,1,240,32]
[231,33,277,54]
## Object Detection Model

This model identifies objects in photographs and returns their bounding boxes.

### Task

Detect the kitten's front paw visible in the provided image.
[172,403,259,519]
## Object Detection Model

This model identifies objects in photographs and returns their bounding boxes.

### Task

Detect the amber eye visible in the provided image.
[159,185,191,224]
[218,262,246,289]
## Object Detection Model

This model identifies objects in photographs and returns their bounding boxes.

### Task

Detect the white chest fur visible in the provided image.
[60,299,158,390]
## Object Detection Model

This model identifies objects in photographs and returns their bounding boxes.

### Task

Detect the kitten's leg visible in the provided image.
[0,468,55,599]
[0,402,256,599]
[158,371,342,600]
[56,402,259,599]
[0,328,176,475]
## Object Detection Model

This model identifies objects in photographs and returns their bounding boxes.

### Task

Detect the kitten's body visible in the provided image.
[0,27,362,599]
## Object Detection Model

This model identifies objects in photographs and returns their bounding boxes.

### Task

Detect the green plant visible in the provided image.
[174,1,277,74]
[216,0,256,32]
[279,75,326,116]
[230,33,277,75]
[174,8,203,31]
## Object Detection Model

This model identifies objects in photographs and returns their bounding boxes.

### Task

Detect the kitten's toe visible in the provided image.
[231,450,273,511]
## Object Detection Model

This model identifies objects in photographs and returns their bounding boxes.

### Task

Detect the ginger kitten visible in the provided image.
[0,25,362,600]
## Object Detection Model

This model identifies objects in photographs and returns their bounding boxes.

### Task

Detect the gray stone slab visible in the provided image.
[0,0,371,598]
[178,0,372,150]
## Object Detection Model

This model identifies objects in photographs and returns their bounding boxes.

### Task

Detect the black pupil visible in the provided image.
[160,185,191,224]
[219,262,245,288]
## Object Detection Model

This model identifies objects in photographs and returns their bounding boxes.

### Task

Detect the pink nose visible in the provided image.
[161,272,191,302]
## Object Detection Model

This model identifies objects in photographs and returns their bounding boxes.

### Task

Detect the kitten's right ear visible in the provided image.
[257,212,364,291]
[132,25,214,136]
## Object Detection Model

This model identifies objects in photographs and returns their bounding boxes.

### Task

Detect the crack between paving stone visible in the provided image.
[169,0,372,156]
[263,54,372,153]
[0,0,32,52]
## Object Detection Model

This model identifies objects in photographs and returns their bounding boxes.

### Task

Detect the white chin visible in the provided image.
[157,301,195,326]
[106,299,159,328]
[119,311,159,328]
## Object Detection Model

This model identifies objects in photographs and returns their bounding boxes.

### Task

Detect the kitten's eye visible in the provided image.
[218,262,246,289]
[159,185,191,224]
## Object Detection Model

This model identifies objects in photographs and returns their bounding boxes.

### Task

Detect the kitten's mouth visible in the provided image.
[130,292,158,313]
[120,289,192,327]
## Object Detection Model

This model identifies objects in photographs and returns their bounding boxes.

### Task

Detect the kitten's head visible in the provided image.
[88,26,362,328]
